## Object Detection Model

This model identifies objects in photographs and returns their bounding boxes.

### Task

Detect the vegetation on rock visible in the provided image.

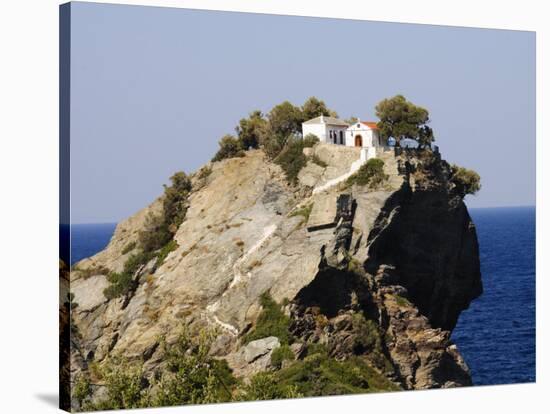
[211,134,246,162]
[267,101,303,142]
[271,344,295,369]
[375,95,434,148]
[76,328,235,411]
[289,203,314,223]
[152,329,235,406]
[347,158,388,188]
[140,171,191,252]
[302,133,320,148]
[451,164,481,196]
[74,313,399,411]
[236,372,301,401]
[211,97,334,162]
[121,241,136,255]
[301,96,337,120]
[89,358,149,410]
[76,265,109,279]
[243,292,292,345]
[196,165,212,180]
[104,172,191,299]
[103,250,153,300]
[274,137,308,185]
[274,343,399,396]
[236,110,268,150]
[156,239,179,267]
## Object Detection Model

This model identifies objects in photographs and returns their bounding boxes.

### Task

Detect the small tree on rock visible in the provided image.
[211,134,245,162]
[163,171,192,233]
[236,110,268,150]
[450,164,481,197]
[268,101,303,142]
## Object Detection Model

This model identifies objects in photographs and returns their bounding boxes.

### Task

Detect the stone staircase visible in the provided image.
[312,148,371,195]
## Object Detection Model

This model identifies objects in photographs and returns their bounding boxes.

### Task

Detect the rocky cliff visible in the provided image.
[68,143,481,408]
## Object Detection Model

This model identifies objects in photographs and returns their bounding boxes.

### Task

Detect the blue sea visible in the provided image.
[69,206,536,386]
[70,223,117,265]
[453,206,536,385]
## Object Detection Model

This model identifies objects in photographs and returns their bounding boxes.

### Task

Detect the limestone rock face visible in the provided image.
[243,336,281,363]
[225,336,281,378]
[69,146,481,393]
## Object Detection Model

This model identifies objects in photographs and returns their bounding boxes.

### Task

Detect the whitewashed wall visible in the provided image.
[326,125,348,145]
[302,123,348,144]
[302,123,327,142]
[345,123,382,148]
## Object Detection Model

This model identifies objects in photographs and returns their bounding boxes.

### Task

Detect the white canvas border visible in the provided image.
[0,0,546,413]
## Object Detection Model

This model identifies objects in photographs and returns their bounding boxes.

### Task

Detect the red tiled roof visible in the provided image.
[361,121,379,130]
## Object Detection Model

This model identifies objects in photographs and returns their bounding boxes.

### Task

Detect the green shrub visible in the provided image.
[275,138,308,185]
[162,172,192,233]
[139,213,171,253]
[450,164,481,196]
[73,374,91,407]
[77,265,110,279]
[274,345,399,396]
[302,134,320,148]
[243,292,291,345]
[211,134,245,162]
[289,203,313,223]
[268,101,303,140]
[103,272,134,300]
[103,251,153,299]
[153,328,235,406]
[347,158,388,188]
[197,166,212,180]
[351,314,381,353]
[84,358,150,411]
[121,241,137,255]
[139,171,191,253]
[271,344,295,369]
[236,110,268,150]
[350,313,394,372]
[347,257,363,274]
[260,133,283,159]
[301,97,338,121]
[394,294,411,307]
[78,329,237,411]
[156,240,179,267]
[236,372,301,401]
[115,173,189,300]
[124,251,153,275]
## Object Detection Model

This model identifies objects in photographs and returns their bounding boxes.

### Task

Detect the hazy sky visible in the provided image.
[70,2,535,223]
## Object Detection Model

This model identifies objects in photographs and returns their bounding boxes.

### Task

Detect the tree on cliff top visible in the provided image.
[212,97,337,161]
[301,96,338,121]
[375,95,434,148]
[268,101,303,140]
[235,110,269,150]
[450,164,481,196]
[211,134,245,162]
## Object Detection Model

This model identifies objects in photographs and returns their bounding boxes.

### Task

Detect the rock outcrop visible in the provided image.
[68,144,482,405]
